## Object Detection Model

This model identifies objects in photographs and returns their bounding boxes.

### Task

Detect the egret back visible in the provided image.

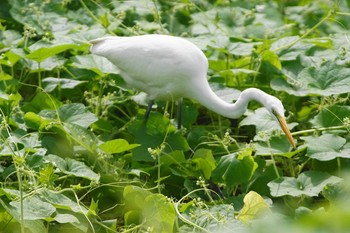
[90,35,208,100]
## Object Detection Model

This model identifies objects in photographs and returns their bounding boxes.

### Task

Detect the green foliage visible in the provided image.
[0,0,350,232]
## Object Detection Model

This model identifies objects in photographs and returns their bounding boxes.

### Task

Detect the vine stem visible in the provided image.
[174,188,211,233]
[267,140,280,178]
[291,125,349,136]
[1,108,25,233]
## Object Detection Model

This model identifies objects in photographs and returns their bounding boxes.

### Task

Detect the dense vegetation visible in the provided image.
[1,0,350,232]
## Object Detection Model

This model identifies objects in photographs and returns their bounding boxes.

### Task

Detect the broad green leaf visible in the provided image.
[58,103,98,128]
[71,54,119,76]
[271,36,300,52]
[190,148,216,179]
[212,148,258,188]
[22,92,62,113]
[261,50,282,70]
[142,194,175,233]
[179,203,241,232]
[272,36,315,61]
[123,185,152,211]
[272,61,350,96]
[1,50,22,67]
[27,56,66,71]
[240,107,297,132]
[42,77,86,92]
[99,139,140,154]
[254,136,302,157]
[46,154,100,182]
[301,134,350,161]
[210,83,241,103]
[26,43,87,63]
[24,112,51,130]
[237,191,270,222]
[10,196,56,220]
[39,190,88,214]
[268,171,342,197]
[128,112,189,162]
[310,105,350,128]
[54,213,79,224]
[228,41,262,56]
[160,150,186,166]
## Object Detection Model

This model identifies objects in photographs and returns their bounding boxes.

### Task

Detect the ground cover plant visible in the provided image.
[0,0,350,232]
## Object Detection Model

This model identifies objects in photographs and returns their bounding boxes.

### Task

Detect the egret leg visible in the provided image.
[177,98,183,129]
[144,99,154,121]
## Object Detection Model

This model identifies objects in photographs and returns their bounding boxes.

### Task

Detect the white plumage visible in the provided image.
[90,34,295,148]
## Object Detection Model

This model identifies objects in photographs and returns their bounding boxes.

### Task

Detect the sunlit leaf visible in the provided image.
[123,185,152,212]
[237,191,270,222]
[26,43,87,63]
[142,194,176,232]
[99,138,140,154]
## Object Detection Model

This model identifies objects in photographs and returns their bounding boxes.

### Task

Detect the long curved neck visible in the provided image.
[187,82,271,119]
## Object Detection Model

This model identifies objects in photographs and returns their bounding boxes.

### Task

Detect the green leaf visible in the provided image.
[72,54,119,76]
[240,107,297,132]
[261,50,282,70]
[22,92,62,113]
[10,196,56,220]
[142,194,175,232]
[190,148,216,179]
[46,154,100,182]
[254,136,302,157]
[123,187,175,232]
[28,56,66,71]
[123,185,152,212]
[24,112,50,130]
[128,112,189,162]
[40,190,88,214]
[54,213,79,224]
[268,171,342,197]
[160,150,186,166]
[42,77,86,92]
[99,139,140,154]
[272,61,350,96]
[310,105,350,128]
[228,41,262,56]
[26,43,87,63]
[301,134,350,161]
[272,36,315,61]
[237,191,270,222]
[212,148,258,188]
[58,103,98,128]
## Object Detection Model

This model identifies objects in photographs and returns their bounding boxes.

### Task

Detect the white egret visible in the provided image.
[90,35,296,148]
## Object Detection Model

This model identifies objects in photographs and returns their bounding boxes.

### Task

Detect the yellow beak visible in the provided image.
[275,113,296,149]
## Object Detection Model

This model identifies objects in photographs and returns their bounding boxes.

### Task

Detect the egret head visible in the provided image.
[268,97,296,149]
